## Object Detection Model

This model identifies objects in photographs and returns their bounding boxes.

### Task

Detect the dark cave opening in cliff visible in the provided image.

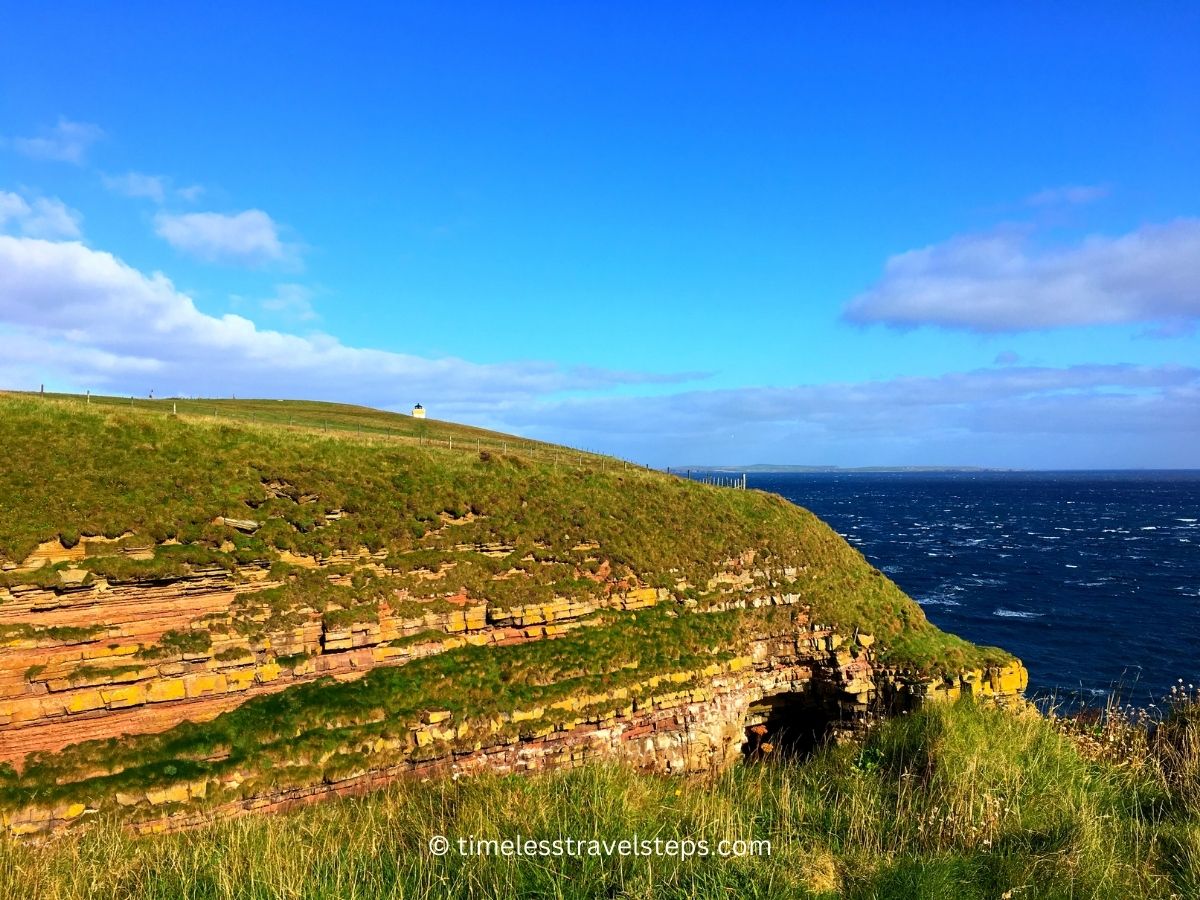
[742,689,844,763]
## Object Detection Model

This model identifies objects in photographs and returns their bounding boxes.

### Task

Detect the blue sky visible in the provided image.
[1,4,1197,467]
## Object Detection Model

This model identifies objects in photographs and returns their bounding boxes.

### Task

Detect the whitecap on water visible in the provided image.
[993,608,1044,619]
[919,584,965,606]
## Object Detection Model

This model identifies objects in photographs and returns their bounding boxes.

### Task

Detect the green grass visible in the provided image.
[3,697,1197,899]
[13,390,580,456]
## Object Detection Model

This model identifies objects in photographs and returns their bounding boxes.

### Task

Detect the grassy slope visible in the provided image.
[0,392,1003,669]
[4,698,1198,899]
[0,393,1011,810]
[17,390,576,454]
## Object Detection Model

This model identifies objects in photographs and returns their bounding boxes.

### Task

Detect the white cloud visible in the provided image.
[261,283,317,320]
[0,192,28,226]
[102,172,168,203]
[0,191,82,239]
[1025,184,1109,206]
[0,236,682,405]
[103,172,206,204]
[843,219,1200,333]
[154,209,297,266]
[479,363,1200,468]
[5,118,104,164]
[236,283,318,321]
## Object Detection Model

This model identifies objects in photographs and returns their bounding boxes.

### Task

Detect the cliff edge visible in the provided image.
[0,393,1025,836]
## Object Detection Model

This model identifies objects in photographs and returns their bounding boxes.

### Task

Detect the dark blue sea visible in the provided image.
[749,471,1200,706]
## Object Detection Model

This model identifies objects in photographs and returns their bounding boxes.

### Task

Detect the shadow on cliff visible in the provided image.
[742,689,846,762]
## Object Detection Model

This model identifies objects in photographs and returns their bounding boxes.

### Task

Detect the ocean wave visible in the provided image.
[918,585,965,606]
[993,608,1043,619]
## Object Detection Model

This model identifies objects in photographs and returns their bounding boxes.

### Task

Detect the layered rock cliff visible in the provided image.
[0,394,1025,837]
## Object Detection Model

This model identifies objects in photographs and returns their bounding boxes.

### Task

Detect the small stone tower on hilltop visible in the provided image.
[412,403,426,419]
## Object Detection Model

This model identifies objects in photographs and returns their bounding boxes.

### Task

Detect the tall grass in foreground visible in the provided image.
[4,697,1199,899]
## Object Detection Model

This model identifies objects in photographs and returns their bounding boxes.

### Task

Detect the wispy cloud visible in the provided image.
[477,364,1200,467]
[102,172,168,203]
[0,236,691,405]
[0,191,82,239]
[154,209,299,267]
[1025,184,1110,207]
[234,283,319,321]
[103,171,206,204]
[4,117,104,165]
[843,219,1200,334]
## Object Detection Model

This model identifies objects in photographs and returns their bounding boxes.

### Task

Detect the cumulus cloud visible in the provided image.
[0,236,687,405]
[4,117,104,164]
[843,219,1200,333]
[1025,184,1110,206]
[154,209,298,266]
[0,191,82,239]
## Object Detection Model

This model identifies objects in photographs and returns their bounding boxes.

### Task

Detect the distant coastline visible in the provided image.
[677,464,1011,474]
[678,465,1200,474]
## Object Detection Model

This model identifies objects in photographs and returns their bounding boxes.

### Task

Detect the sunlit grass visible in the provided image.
[4,697,1198,899]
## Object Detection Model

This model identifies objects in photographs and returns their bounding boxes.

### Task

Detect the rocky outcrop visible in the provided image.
[1,589,1026,836]
[0,556,670,765]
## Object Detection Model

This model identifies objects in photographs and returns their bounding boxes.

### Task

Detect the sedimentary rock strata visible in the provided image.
[1,544,1026,836]
[0,398,1027,839]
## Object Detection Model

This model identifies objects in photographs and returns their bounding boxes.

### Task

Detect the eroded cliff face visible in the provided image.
[1,538,1026,837]
[0,399,1025,839]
